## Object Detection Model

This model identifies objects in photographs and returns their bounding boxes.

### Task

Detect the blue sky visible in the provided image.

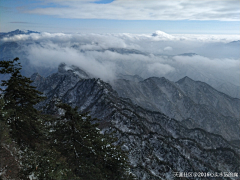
[1,0,239,34]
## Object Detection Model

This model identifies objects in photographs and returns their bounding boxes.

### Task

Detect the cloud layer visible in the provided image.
[25,0,240,21]
[1,31,239,86]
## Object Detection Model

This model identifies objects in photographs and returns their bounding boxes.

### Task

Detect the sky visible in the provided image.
[0,1,239,96]
[0,0,240,34]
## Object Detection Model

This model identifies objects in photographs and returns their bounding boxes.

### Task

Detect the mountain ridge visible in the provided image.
[0,29,39,38]
[112,75,239,141]
[31,64,240,179]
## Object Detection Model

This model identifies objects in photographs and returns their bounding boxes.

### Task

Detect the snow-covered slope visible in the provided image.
[112,76,240,141]
[32,64,240,179]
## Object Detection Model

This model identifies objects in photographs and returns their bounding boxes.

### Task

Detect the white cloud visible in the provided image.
[172,55,240,85]
[25,0,240,21]
[1,31,239,86]
[164,46,173,51]
[2,31,240,44]
[27,43,117,82]
[173,34,240,42]
[152,31,175,40]
[147,63,175,76]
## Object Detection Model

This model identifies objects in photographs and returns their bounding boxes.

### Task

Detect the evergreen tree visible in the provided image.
[0,58,135,179]
[0,97,5,141]
[0,58,73,179]
[0,97,12,145]
[52,103,134,180]
[0,57,45,148]
[19,143,75,180]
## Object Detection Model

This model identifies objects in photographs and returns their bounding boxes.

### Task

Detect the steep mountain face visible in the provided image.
[32,64,240,179]
[176,77,239,119]
[112,76,240,141]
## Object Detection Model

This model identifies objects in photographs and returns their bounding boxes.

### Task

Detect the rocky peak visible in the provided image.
[176,76,194,84]
[58,63,89,79]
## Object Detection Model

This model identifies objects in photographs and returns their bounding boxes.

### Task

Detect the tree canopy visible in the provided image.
[51,103,133,180]
[0,57,45,148]
[0,58,134,180]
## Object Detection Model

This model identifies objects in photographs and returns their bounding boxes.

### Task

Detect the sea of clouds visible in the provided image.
[1,31,239,86]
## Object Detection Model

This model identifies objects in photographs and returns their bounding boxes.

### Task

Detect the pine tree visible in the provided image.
[0,58,74,179]
[0,58,135,179]
[52,103,134,180]
[0,97,5,141]
[0,57,45,148]
[19,143,75,180]
[0,97,12,145]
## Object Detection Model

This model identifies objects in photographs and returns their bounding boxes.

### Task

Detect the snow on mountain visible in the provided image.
[31,64,240,179]
[112,76,240,141]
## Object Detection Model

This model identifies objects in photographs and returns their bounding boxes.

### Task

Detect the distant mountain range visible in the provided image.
[227,40,240,45]
[1,29,239,99]
[113,76,239,141]
[31,63,240,179]
[0,29,39,39]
